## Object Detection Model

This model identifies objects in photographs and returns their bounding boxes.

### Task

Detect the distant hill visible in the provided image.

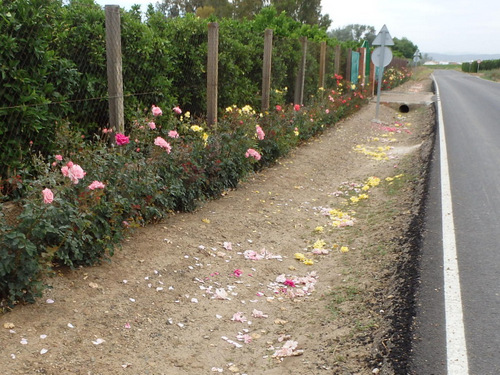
[424,53,500,63]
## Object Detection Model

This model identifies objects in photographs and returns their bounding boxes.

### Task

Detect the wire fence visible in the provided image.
[0,1,408,187]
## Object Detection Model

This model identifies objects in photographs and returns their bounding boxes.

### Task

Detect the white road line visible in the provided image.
[433,75,469,375]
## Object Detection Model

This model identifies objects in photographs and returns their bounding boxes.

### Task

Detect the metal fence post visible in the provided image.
[105,5,124,134]
[207,22,219,127]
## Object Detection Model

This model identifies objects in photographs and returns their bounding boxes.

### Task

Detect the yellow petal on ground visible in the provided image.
[202,218,210,224]
[294,253,306,261]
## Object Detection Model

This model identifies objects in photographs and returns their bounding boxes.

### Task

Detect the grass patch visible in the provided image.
[327,285,362,317]
[481,68,500,82]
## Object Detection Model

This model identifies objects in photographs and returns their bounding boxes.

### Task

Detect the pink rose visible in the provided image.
[55,154,63,161]
[275,105,282,112]
[172,106,182,115]
[245,148,261,161]
[293,104,301,111]
[115,133,130,145]
[148,122,156,130]
[61,165,69,177]
[152,105,162,117]
[42,188,54,204]
[256,125,265,140]
[154,136,172,153]
[88,181,105,190]
[168,130,179,138]
[61,163,86,184]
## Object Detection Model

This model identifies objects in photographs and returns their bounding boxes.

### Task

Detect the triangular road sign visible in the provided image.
[372,25,394,46]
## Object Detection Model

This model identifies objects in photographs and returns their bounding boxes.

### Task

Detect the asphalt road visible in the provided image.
[411,70,500,374]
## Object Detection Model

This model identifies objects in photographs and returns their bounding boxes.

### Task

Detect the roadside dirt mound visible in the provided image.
[0,78,435,375]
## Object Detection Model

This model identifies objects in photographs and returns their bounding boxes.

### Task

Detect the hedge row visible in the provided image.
[0,0,356,184]
[462,59,500,72]
[0,76,378,309]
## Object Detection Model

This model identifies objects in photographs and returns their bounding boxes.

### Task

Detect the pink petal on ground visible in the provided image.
[231,312,247,323]
[252,309,268,318]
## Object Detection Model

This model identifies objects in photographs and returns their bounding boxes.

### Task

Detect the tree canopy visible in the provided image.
[154,0,331,27]
[392,37,419,59]
[328,24,376,43]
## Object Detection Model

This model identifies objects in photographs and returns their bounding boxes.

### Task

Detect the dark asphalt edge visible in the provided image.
[373,95,438,375]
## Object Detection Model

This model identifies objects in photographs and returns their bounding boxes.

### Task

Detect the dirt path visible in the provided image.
[0,78,435,375]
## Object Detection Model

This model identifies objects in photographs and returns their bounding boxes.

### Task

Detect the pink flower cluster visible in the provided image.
[172,106,182,115]
[256,125,265,140]
[88,180,105,190]
[154,137,172,153]
[245,148,261,161]
[61,162,86,184]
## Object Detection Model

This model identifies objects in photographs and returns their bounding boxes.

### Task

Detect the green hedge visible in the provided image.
[462,59,500,72]
[0,1,351,184]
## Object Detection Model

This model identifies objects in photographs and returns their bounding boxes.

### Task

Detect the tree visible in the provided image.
[155,0,203,18]
[232,0,263,19]
[195,5,215,18]
[270,0,330,27]
[328,24,376,43]
[392,37,418,59]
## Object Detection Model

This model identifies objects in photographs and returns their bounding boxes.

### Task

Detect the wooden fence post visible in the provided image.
[334,44,341,76]
[369,61,376,96]
[346,48,352,84]
[294,36,307,106]
[319,41,327,89]
[105,5,124,134]
[207,22,219,127]
[358,47,366,86]
[261,29,273,112]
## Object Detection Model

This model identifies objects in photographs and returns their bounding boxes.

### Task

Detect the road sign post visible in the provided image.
[372,25,394,122]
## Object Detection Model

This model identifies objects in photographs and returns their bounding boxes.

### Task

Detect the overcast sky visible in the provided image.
[94,0,500,56]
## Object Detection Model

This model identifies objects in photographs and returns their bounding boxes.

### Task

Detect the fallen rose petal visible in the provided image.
[3,322,15,329]
[67,323,74,328]
[20,338,28,345]
[233,269,243,277]
[223,242,232,250]
[46,299,54,304]
[252,309,268,318]
[124,323,131,329]
[40,334,47,339]
[213,288,229,300]
[10,354,15,359]
[40,348,48,355]
[231,312,247,323]
[236,333,252,343]
[92,338,105,345]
